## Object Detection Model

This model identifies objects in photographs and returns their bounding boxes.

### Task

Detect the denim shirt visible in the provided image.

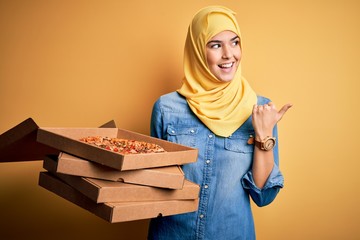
[148,92,284,240]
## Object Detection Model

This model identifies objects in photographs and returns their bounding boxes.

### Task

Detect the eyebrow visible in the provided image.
[207,35,240,45]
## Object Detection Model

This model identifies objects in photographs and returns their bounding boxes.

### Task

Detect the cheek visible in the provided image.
[235,48,242,60]
[206,52,216,67]
[205,53,219,77]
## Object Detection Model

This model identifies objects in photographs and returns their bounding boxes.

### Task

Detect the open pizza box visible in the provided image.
[44,153,186,189]
[44,168,199,203]
[0,118,117,163]
[1,118,194,190]
[39,172,199,223]
[37,127,198,171]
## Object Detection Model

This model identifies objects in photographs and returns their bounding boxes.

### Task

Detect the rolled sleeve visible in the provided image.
[241,163,284,207]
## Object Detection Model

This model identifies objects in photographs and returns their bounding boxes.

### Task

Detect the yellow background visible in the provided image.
[1,0,359,239]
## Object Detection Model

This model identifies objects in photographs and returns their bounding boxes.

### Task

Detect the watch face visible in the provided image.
[263,138,276,150]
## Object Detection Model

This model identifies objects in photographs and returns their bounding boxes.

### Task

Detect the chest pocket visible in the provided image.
[225,130,254,154]
[166,125,198,148]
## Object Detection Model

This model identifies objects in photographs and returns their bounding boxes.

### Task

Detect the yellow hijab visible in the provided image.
[177,6,257,137]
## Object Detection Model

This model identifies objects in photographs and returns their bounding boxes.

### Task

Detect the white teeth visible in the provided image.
[219,63,233,68]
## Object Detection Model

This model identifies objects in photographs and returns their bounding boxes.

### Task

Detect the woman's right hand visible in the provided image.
[252,102,292,140]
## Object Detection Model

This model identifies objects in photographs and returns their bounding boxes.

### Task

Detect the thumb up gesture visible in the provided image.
[252,102,292,140]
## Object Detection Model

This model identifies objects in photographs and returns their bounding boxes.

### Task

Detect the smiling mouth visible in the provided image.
[218,62,234,69]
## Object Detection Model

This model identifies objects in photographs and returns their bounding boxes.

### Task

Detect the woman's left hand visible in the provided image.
[252,102,292,140]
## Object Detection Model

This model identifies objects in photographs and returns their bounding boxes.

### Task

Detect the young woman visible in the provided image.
[148,6,292,240]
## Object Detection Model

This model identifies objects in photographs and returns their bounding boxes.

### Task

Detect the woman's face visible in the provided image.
[206,30,241,82]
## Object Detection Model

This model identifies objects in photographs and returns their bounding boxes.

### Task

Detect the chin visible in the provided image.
[219,78,233,82]
[215,69,237,82]
[217,74,235,82]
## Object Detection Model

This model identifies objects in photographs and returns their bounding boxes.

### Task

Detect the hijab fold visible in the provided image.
[177,6,257,137]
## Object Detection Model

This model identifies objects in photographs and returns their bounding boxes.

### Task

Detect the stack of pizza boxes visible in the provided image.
[0,118,200,223]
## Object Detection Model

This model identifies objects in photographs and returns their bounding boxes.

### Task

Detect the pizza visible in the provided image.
[79,136,166,154]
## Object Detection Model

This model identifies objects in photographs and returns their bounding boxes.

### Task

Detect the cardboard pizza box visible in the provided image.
[0,118,117,163]
[43,153,186,189]
[0,118,59,162]
[38,172,199,223]
[98,120,117,128]
[37,127,198,171]
[46,170,199,203]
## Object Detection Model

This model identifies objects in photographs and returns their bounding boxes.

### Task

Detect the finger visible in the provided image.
[252,104,258,113]
[278,103,293,117]
[263,103,271,110]
[257,105,264,111]
[267,102,276,109]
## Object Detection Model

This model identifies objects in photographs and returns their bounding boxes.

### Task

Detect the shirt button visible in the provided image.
[199,214,204,219]
[208,134,213,138]
[171,130,175,134]
[204,185,209,189]
[206,160,210,164]
[190,129,195,134]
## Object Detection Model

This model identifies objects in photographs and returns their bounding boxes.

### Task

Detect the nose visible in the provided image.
[222,45,232,59]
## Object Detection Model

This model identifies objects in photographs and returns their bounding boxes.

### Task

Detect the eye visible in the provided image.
[232,40,240,47]
[210,43,221,49]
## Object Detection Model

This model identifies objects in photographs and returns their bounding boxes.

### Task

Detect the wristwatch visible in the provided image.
[254,136,276,151]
